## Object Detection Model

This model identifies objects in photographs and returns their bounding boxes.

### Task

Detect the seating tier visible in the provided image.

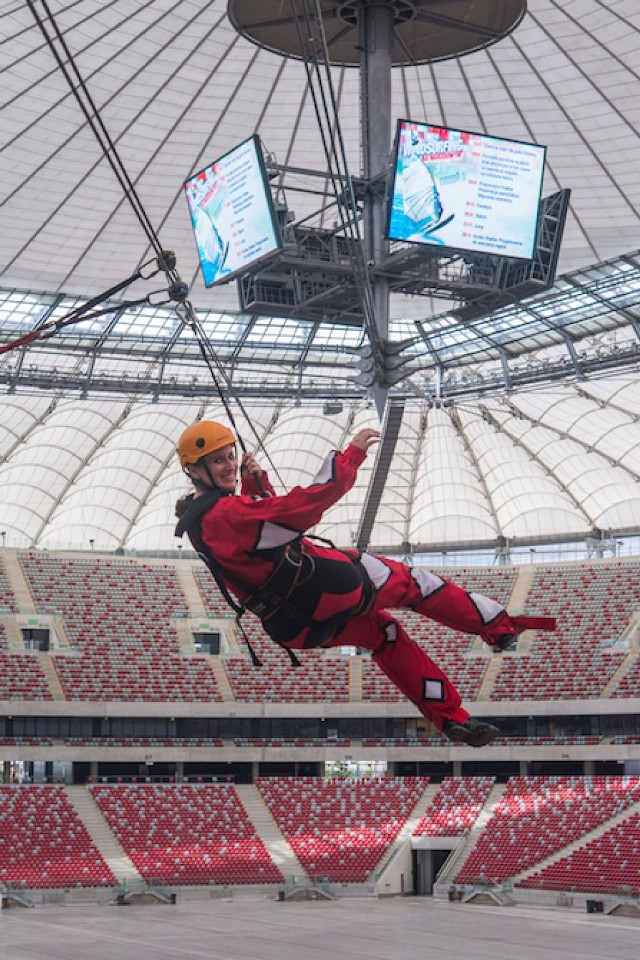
[0,785,115,888]
[362,566,518,703]
[0,557,18,615]
[413,776,495,837]
[0,651,52,700]
[91,784,283,885]
[19,553,221,702]
[256,775,428,882]
[455,775,640,884]
[490,562,638,701]
[518,811,640,895]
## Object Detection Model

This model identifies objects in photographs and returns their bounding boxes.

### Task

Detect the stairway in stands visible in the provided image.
[235,784,306,879]
[66,785,142,884]
[2,550,36,614]
[374,780,438,878]
[433,781,507,893]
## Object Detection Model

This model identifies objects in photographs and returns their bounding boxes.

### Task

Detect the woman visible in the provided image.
[175,420,554,747]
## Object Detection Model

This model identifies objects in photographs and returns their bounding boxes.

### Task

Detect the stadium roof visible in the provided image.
[1,0,639,554]
[2,1,640,309]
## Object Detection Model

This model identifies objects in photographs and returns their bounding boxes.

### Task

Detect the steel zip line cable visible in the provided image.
[176,300,287,489]
[24,0,286,487]
[289,0,385,367]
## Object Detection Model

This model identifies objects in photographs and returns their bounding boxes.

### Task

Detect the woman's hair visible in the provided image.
[175,492,195,519]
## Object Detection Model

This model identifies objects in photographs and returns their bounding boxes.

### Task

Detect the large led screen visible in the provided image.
[184,136,281,286]
[387,120,546,260]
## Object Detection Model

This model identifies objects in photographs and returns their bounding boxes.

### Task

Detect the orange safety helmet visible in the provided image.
[177,420,236,469]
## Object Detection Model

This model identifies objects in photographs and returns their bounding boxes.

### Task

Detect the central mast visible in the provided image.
[359,1,393,414]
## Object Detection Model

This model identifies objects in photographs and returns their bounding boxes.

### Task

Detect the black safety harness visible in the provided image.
[175,488,374,668]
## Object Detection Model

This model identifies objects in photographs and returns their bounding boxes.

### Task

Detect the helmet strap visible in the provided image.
[184,459,219,492]
[203,460,218,490]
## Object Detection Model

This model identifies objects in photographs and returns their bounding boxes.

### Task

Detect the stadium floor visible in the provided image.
[1,897,638,960]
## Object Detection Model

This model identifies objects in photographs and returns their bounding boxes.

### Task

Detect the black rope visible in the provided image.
[25,0,276,473]
[27,0,297,500]
[176,300,287,491]
[288,0,384,366]
[0,278,157,357]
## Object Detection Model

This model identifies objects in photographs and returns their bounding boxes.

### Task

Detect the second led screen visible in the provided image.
[387,120,546,260]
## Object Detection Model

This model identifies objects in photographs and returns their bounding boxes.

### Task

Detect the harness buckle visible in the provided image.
[284,545,303,568]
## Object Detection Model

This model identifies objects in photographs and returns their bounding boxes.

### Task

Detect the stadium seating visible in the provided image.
[490,562,638,701]
[194,567,236,620]
[0,785,116,888]
[199,563,517,703]
[454,775,640,884]
[234,738,351,748]
[2,552,638,712]
[0,737,55,747]
[612,660,640,699]
[518,811,640,895]
[413,776,495,837]
[225,654,350,702]
[256,775,428,882]
[90,783,284,885]
[0,650,53,700]
[63,737,225,748]
[211,608,351,701]
[3,776,640,895]
[19,553,222,702]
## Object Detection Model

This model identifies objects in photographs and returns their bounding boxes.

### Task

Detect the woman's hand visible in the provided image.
[240,451,263,478]
[350,428,381,451]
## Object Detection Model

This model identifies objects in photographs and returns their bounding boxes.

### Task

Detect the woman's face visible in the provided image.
[195,443,238,492]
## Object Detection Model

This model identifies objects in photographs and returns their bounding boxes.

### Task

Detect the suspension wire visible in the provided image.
[289,0,385,367]
[26,0,383,491]
[290,4,359,250]
[176,300,288,489]
[309,1,380,334]
[0,260,162,356]
[24,0,286,479]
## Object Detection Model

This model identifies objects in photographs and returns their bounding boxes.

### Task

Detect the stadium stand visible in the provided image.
[90,783,283,885]
[224,653,350,702]
[0,785,116,888]
[612,659,640,699]
[2,775,640,896]
[194,567,236,622]
[518,811,640,895]
[0,650,53,700]
[3,553,638,705]
[233,738,351,748]
[63,737,225,749]
[413,776,495,837]
[0,556,18,616]
[361,566,518,703]
[490,562,638,701]
[19,553,222,702]
[255,775,428,882]
[454,775,640,885]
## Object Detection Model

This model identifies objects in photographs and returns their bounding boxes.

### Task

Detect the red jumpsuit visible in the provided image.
[197,443,550,732]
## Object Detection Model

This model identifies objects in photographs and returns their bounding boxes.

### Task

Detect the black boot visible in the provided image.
[443,717,500,747]
[491,632,519,653]
[485,614,556,652]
